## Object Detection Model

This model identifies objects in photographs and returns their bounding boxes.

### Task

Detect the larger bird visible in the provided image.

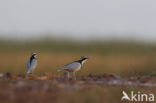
[26,53,37,74]
[58,56,89,80]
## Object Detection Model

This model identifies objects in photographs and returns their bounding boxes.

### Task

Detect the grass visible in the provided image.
[0,39,156,103]
[0,39,156,77]
[1,39,156,54]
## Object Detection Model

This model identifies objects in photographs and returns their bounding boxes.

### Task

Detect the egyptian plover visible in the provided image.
[58,56,89,80]
[26,53,37,74]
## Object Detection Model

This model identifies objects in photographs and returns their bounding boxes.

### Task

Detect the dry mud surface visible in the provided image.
[0,73,156,103]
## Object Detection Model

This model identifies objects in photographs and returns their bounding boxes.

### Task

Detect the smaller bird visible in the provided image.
[26,53,37,74]
[58,56,89,80]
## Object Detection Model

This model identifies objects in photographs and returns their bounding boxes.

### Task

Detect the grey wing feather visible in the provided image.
[58,62,81,71]
[31,59,37,69]
[26,59,37,73]
[26,60,31,73]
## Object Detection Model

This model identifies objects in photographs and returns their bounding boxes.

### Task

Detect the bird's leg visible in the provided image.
[32,69,35,74]
[29,69,32,74]
[73,72,76,80]
[32,70,34,74]
[67,72,70,80]
[31,69,34,74]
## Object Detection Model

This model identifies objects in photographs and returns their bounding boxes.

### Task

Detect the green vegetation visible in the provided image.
[0,39,156,77]
[0,39,156,55]
[0,39,156,103]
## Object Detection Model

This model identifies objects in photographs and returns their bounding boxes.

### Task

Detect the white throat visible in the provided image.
[81,59,88,65]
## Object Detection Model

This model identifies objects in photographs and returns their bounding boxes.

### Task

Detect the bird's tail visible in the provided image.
[57,67,65,72]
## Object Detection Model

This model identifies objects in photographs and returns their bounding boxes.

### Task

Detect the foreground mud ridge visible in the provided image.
[0,73,156,103]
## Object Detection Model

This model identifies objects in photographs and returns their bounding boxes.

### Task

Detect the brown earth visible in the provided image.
[0,72,156,103]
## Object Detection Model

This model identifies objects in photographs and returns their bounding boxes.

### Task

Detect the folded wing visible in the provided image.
[58,62,81,72]
[26,60,31,73]
[26,59,37,73]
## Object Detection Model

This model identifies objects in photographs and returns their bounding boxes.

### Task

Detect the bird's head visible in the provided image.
[31,53,37,58]
[81,56,89,60]
[80,56,89,64]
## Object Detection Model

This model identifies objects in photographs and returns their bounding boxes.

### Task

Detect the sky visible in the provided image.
[0,0,156,41]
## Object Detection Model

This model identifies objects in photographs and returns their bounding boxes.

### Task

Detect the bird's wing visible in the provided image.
[64,62,81,69]
[30,59,37,69]
[26,59,37,73]
[58,62,81,71]
[26,60,31,73]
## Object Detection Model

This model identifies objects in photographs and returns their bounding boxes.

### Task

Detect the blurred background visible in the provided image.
[0,0,156,76]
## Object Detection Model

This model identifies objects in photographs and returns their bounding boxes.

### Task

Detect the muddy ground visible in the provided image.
[0,73,156,103]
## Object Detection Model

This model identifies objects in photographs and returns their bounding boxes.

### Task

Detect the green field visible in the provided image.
[0,39,156,77]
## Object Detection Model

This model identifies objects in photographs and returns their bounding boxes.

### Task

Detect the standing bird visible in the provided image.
[58,56,89,80]
[26,53,37,74]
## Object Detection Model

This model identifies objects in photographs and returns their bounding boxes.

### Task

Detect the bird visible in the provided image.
[58,56,89,80]
[26,53,37,74]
